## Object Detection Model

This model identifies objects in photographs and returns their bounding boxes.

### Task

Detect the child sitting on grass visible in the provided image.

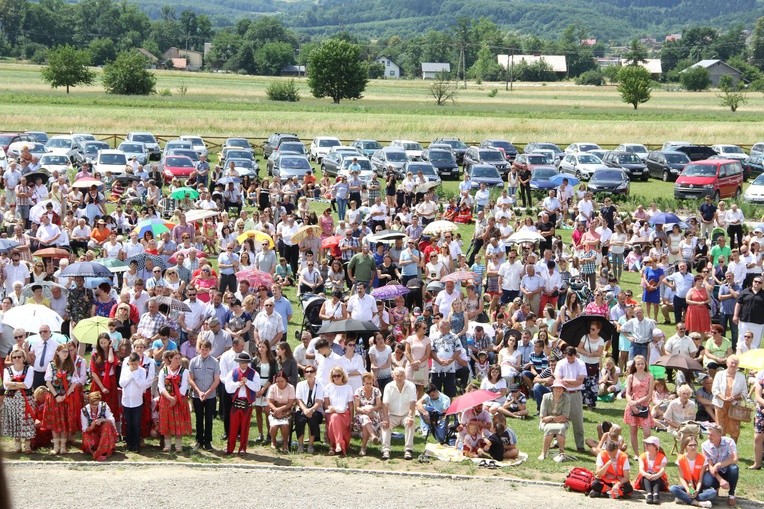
[477,416,520,461]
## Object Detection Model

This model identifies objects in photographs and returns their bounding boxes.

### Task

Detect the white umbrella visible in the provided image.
[423,220,458,236]
[185,209,219,222]
[3,304,63,332]
[26,332,68,346]
[22,281,68,300]
[467,321,495,338]
[507,230,545,244]
[30,200,61,223]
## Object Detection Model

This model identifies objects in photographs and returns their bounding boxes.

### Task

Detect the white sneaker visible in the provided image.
[698,502,712,508]
[553,453,564,463]
[537,453,547,461]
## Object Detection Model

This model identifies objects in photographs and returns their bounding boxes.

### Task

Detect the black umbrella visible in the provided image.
[558,314,616,348]
[59,261,112,278]
[318,319,379,335]
[25,171,50,185]
[372,230,407,241]
[113,175,141,182]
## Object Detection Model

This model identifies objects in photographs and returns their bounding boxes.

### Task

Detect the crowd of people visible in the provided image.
[0,151,763,504]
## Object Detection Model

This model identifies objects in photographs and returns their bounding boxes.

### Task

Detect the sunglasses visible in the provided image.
[14,335,24,339]
[332,374,342,378]
[305,370,315,374]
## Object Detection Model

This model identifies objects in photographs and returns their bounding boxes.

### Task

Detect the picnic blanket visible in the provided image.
[423,443,529,467]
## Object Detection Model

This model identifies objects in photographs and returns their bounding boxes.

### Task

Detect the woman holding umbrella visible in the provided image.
[579,319,605,410]
[685,275,711,336]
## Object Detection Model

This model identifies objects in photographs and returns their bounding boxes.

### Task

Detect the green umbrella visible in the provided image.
[170,187,200,200]
[95,258,129,273]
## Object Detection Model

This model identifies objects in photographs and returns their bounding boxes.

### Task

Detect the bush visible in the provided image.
[158,88,172,96]
[575,69,605,86]
[680,66,710,91]
[266,79,300,102]
[487,88,498,97]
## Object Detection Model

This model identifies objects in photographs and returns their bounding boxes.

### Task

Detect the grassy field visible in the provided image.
[3,61,764,499]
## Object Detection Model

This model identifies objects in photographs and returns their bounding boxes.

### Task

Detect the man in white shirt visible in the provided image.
[3,251,29,294]
[520,264,544,315]
[554,345,586,452]
[35,214,61,247]
[119,352,148,453]
[368,196,388,232]
[381,367,417,460]
[299,260,324,295]
[124,232,145,259]
[664,322,697,357]
[129,280,150,315]
[539,260,562,311]
[727,249,747,287]
[663,262,695,324]
[433,280,460,317]
[725,203,744,249]
[347,283,377,322]
[498,251,523,304]
[315,338,345,387]
[620,306,656,360]
[542,189,561,226]
[252,298,285,350]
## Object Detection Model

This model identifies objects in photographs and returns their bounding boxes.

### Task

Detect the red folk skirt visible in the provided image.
[41,392,80,434]
[81,421,118,459]
[158,395,192,436]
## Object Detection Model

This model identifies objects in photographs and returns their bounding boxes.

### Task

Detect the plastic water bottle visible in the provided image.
[610,485,618,499]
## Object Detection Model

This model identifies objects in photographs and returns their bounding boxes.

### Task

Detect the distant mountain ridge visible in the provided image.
[126,0,764,41]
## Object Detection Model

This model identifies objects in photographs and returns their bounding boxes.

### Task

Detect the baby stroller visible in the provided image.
[295,295,325,340]
[568,276,593,306]
[405,278,423,310]
[423,410,458,446]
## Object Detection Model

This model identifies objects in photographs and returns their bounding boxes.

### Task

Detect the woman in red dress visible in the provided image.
[90,334,121,435]
[80,391,117,461]
[157,350,191,453]
[684,275,711,336]
[43,344,81,454]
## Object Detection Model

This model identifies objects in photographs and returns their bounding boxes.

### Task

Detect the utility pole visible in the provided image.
[462,43,467,89]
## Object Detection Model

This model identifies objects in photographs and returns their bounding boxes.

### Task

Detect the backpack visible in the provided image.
[563,467,594,493]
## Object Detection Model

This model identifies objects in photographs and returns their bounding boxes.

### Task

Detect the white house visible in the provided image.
[376,56,400,79]
[497,54,568,75]
[620,58,663,77]
[421,62,450,79]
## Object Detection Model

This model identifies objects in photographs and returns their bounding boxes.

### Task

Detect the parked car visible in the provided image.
[661,141,692,152]
[422,148,459,179]
[588,168,630,195]
[751,142,764,157]
[277,141,307,157]
[167,148,200,164]
[223,138,254,156]
[645,151,690,182]
[710,144,747,162]
[524,142,564,161]
[601,151,648,181]
[564,142,601,155]
[24,131,49,144]
[162,140,192,160]
[674,159,743,200]
[401,161,441,185]
[221,147,254,162]
[743,173,764,204]
[530,167,560,192]
[370,148,408,177]
[743,155,764,176]
[309,136,342,162]
[81,141,110,163]
[322,152,370,177]
[38,153,70,174]
[337,158,375,183]
[479,140,518,161]
[558,152,608,180]
[45,135,83,164]
[126,132,160,160]
[162,155,196,183]
[271,154,312,183]
[225,158,258,178]
[463,147,509,175]
[0,133,33,153]
[0,148,5,171]
[94,149,128,176]
[351,139,383,158]
[432,138,468,164]
[264,133,301,159]
[179,135,208,157]
[72,133,96,154]
[390,140,424,160]
[117,141,148,165]
[468,164,504,188]
[512,153,556,172]
[7,141,47,160]
[673,144,717,162]
[615,143,649,161]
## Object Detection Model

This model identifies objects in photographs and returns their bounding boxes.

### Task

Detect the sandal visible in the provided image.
[486,460,499,469]
[478,459,488,467]
[417,454,431,464]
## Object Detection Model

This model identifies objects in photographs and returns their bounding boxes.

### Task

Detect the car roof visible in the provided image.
[471,164,499,171]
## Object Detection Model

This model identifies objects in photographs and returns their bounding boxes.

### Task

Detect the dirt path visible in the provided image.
[5,462,762,509]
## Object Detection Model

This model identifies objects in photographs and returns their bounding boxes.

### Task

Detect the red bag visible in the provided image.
[563,467,594,493]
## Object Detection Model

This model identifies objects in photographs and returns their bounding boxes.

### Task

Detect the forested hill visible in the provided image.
[129,0,764,40]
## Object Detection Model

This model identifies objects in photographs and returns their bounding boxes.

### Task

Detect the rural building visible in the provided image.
[595,58,663,78]
[376,56,400,78]
[683,59,742,87]
[421,62,450,79]
[162,47,204,71]
[497,54,568,76]
[281,65,307,77]
[135,48,159,68]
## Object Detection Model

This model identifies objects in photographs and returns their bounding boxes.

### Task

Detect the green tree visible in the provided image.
[623,39,649,66]
[368,61,385,79]
[751,17,764,70]
[470,44,502,82]
[101,51,155,95]
[718,76,747,112]
[617,65,652,109]
[307,38,368,104]
[680,66,710,91]
[253,41,295,76]
[429,71,457,105]
[87,37,116,66]
[40,45,95,93]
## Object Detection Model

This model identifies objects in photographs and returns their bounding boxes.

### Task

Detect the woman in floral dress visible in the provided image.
[353,373,382,456]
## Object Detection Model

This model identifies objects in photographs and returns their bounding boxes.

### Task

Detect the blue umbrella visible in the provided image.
[0,239,20,253]
[649,212,683,225]
[85,277,114,289]
[216,177,241,186]
[549,174,579,186]
[59,261,112,278]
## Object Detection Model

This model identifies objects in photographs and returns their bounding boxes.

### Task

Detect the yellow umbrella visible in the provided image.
[291,225,321,244]
[236,230,274,248]
[72,316,111,345]
[738,348,764,371]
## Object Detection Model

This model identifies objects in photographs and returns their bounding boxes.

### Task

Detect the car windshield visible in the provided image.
[527,155,552,165]
[594,170,624,181]
[28,144,46,153]
[627,145,647,153]
[473,167,500,178]
[443,140,467,149]
[0,135,15,145]
[41,155,68,164]
[227,150,251,159]
[47,139,71,148]
[480,151,503,161]
[166,157,193,167]
[409,164,435,176]
[753,174,764,186]
[489,141,513,151]
[281,157,310,170]
[226,139,249,148]
[619,154,641,164]
[533,169,558,179]
[230,159,252,168]
[132,134,155,144]
[538,143,560,152]
[429,151,454,162]
[280,143,305,153]
[386,151,408,162]
[682,164,716,177]
[579,144,599,152]
[578,155,601,164]
[120,143,142,152]
[362,141,381,149]
[184,138,203,146]
[722,146,744,154]
[100,154,126,165]
[319,139,341,147]
[343,160,372,171]
[403,143,422,151]
[666,153,690,164]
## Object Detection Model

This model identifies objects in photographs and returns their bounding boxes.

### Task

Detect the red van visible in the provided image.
[673,159,743,201]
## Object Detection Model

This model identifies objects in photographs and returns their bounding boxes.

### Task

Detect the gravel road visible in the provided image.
[5,462,760,509]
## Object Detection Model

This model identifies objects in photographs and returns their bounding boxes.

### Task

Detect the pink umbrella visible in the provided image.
[321,235,343,249]
[445,389,500,415]
[441,271,479,284]
[236,269,274,289]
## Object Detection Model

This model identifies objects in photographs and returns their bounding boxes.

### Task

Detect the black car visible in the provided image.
[422,148,459,180]
[463,147,509,175]
[588,169,630,195]
[432,138,468,164]
[480,139,518,161]
[601,151,648,182]
[674,144,717,162]
[263,133,300,159]
[644,151,690,182]
[743,155,764,176]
